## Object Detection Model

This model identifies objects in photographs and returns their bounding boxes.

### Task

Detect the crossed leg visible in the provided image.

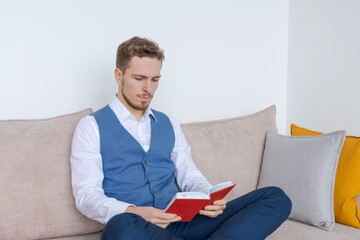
[101,186,292,240]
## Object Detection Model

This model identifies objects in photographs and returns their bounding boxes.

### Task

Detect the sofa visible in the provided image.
[1,105,359,239]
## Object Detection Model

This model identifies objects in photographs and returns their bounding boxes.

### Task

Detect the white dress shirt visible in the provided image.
[70,97,212,224]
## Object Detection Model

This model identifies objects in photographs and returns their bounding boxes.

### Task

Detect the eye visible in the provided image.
[152,78,160,82]
[134,77,143,81]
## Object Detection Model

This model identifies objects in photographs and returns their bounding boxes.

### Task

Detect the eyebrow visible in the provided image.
[132,74,161,79]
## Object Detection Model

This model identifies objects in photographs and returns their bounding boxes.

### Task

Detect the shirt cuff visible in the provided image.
[105,201,136,223]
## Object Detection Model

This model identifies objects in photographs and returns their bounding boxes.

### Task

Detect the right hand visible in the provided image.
[125,206,181,228]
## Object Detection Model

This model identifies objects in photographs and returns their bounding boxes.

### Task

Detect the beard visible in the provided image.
[121,88,152,111]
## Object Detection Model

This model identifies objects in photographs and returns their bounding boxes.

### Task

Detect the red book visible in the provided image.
[165,182,236,222]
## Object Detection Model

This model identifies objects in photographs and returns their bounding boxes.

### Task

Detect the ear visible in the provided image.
[114,68,123,86]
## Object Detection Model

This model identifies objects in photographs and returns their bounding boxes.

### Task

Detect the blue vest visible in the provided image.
[91,105,179,209]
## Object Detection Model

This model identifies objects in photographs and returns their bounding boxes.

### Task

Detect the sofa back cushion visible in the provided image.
[291,124,360,229]
[0,109,103,240]
[258,131,346,231]
[180,105,277,200]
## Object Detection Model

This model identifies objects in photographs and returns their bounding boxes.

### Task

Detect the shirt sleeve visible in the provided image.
[70,115,134,224]
[168,115,213,194]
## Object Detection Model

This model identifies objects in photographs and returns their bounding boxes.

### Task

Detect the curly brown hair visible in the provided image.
[116,36,165,74]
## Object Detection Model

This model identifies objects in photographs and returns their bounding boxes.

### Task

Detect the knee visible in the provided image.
[264,186,292,217]
[102,213,147,240]
[107,212,141,227]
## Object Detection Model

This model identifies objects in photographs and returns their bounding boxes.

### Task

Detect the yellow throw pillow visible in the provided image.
[291,124,360,229]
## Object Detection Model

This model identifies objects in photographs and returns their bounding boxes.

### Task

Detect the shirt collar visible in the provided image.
[109,96,157,123]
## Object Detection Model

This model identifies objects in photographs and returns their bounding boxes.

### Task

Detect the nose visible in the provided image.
[142,79,151,92]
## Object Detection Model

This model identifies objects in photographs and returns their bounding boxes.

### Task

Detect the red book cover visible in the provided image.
[165,182,236,222]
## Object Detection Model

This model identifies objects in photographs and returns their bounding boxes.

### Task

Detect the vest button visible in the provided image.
[145,160,149,164]
[152,189,156,193]
[148,178,152,183]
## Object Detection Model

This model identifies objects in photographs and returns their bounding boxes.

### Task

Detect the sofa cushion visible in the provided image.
[291,124,360,229]
[0,109,103,240]
[49,232,102,240]
[180,105,277,200]
[267,220,360,240]
[258,131,346,231]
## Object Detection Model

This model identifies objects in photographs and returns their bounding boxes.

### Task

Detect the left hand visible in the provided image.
[199,198,227,218]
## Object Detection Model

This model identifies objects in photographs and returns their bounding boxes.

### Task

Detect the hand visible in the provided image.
[125,206,181,228]
[199,199,227,218]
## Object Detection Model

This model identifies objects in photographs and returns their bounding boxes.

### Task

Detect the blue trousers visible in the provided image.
[101,186,292,240]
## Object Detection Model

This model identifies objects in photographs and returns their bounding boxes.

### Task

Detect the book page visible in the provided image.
[164,192,209,211]
[210,181,234,193]
[175,192,209,199]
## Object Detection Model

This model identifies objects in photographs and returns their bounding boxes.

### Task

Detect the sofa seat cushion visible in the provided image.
[180,105,277,200]
[0,109,104,240]
[49,231,102,240]
[267,220,360,240]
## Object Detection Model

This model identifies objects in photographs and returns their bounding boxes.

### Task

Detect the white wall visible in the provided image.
[0,1,289,133]
[287,0,360,135]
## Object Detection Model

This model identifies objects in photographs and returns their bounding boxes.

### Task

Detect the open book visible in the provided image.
[164,181,236,221]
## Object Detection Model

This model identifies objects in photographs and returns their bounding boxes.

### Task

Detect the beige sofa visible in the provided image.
[1,106,359,239]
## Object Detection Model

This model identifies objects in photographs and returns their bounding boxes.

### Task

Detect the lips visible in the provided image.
[138,95,152,101]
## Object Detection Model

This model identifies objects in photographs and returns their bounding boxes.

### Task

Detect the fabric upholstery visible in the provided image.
[267,220,360,240]
[291,124,360,229]
[258,131,346,231]
[49,232,102,240]
[0,109,104,240]
[180,105,277,201]
[2,106,360,239]
[48,221,360,240]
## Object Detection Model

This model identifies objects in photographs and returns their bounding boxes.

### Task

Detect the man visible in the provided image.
[70,36,292,240]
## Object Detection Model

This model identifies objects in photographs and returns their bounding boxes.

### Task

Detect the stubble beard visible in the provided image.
[121,88,151,111]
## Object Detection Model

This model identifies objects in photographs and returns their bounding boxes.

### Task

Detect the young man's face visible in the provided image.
[115,56,161,116]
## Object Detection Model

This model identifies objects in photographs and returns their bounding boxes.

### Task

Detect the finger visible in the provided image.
[152,209,177,219]
[158,209,178,216]
[204,204,226,211]
[213,199,227,205]
[154,211,179,220]
[151,210,181,222]
[150,216,182,224]
[156,223,170,229]
[199,209,223,218]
